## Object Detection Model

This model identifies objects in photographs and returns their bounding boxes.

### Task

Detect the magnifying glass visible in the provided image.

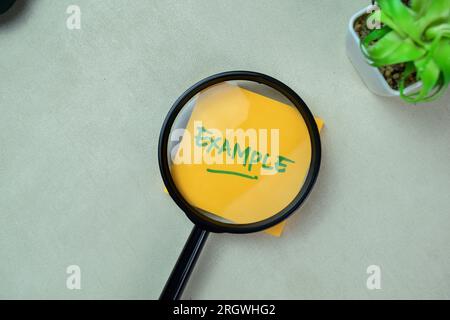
[158,71,321,300]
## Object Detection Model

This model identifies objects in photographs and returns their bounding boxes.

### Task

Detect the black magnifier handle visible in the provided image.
[159,225,209,300]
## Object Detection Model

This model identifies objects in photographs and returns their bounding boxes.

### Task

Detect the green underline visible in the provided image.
[206,168,258,180]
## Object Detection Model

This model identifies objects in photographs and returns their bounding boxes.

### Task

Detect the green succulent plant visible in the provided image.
[361,0,450,103]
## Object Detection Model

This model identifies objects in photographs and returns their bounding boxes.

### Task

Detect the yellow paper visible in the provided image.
[265,118,323,236]
[168,83,323,236]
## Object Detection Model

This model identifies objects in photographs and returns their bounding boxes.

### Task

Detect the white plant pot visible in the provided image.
[346,6,422,97]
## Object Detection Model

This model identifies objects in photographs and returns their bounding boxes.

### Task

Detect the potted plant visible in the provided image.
[346,0,450,103]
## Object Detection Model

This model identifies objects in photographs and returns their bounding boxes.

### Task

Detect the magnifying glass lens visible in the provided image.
[167,80,313,226]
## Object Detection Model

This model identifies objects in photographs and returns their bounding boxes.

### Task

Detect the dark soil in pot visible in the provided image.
[354,9,418,91]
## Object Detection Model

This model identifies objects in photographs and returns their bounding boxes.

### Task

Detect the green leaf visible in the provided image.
[413,58,441,101]
[433,40,450,85]
[410,0,433,15]
[425,24,450,40]
[378,0,422,43]
[399,62,419,102]
[399,60,444,103]
[416,0,450,36]
[365,30,426,66]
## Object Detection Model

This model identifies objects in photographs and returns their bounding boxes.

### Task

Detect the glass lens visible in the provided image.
[167,80,313,225]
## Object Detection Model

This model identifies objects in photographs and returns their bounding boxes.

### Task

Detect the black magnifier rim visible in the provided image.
[158,71,321,234]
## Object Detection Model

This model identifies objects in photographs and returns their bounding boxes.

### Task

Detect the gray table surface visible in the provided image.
[1,0,449,299]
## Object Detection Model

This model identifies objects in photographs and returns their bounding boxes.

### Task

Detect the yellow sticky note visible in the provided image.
[256,117,323,237]
[167,83,323,237]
